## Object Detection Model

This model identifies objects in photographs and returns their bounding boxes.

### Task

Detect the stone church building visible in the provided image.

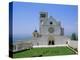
[13,12,76,52]
[32,12,70,46]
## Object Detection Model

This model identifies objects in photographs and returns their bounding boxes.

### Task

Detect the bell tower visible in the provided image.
[40,12,48,34]
[40,12,48,25]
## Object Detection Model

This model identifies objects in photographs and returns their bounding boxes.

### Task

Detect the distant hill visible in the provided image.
[13,35,32,43]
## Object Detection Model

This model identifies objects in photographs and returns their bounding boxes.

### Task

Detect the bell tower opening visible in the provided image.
[40,12,48,24]
[40,12,48,18]
[40,14,46,18]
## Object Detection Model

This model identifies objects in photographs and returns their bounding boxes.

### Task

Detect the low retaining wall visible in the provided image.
[68,40,78,49]
[13,41,33,52]
[13,40,78,52]
[33,44,68,48]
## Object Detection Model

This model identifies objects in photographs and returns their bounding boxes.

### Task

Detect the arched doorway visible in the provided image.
[48,40,54,45]
[52,40,54,45]
[48,35,55,45]
[48,40,51,45]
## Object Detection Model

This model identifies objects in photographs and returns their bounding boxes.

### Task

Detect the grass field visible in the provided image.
[13,46,76,58]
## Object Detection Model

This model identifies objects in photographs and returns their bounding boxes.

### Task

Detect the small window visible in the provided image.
[34,34,35,37]
[66,41,68,44]
[50,21,53,25]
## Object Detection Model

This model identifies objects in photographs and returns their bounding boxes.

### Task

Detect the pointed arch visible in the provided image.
[48,35,55,45]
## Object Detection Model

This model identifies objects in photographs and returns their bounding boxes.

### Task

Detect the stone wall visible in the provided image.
[13,39,78,52]
[68,40,78,49]
[32,35,70,46]
[13,40,32,52]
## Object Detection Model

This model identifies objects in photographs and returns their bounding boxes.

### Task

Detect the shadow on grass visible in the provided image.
[32,54,43,57]
[32,50,49,57]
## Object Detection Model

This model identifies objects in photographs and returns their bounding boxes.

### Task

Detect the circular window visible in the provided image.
[48,27,54,33]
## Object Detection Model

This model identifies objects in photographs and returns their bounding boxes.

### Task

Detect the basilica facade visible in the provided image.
[32,12,70,46]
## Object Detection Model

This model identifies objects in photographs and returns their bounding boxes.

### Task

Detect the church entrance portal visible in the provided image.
[48,40,55,45]
[48,35,55,45]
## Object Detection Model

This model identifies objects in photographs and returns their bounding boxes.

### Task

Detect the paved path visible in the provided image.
[33,44,68,48]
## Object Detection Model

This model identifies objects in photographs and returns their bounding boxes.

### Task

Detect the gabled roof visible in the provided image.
[44,16,60,26]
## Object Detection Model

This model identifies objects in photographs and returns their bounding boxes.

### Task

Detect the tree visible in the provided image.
[71,33,78,40]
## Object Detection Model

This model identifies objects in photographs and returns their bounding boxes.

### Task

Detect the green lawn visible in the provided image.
[13,46,76,58]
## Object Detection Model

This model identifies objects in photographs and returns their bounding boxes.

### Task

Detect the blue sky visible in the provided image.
[12,2,78,38]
